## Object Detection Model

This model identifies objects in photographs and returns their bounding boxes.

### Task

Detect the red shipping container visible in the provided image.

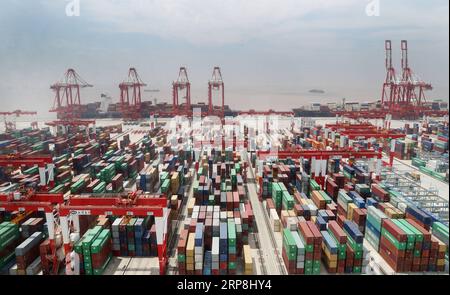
[382,219,407,242]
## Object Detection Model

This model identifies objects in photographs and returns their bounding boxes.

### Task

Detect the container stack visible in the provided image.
[282,228,297,274]
[219,222,228,275]
[111,218,122,256]
[282,191,295,211]
[119,218,129,256]
[325,177,339,201]
[194,223,204,275]
[111,216,155,257]
[212,236,220,275]
[20,218,45,239]
[291,231,305,274]
[405,205,433,231]
[407,218,434,272]
[177,229,189,275]
[81,226,103,275]
[337,190,353,219]
[227,219,237,274]
[371,184,390,202]
[343,220,364,273]
[297,221,322,275]
[365,206,388,251]
[179,206,248,275]
[327,220,347,273]
[14,232,44,275]
[272,182,283,211]
[126,218,137,256]
[134,218,145,256]
[90,229,112,275]
[431,221,448,265]
[0,222,20,270]
[243,244,253,275]
[379,218,409,272]
[186,233,195,274]
[320,230,338,273]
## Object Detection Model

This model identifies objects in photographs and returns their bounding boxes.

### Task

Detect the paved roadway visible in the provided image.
[243,151,287,275]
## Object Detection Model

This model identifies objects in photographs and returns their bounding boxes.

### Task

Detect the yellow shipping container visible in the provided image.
[321,243,338,263]
[186,233,195,256]
[347,203,357,220]
[187,198,196,216]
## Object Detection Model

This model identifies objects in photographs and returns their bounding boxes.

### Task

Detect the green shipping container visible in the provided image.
[227,220,236,247]
[91,229,111,254]
[381,228,406,250]
[282,229,297,260]
[309,177,321,190]
[282,191,294,210]
[161,179,170,193]
[93,182,107,193]
[392,220,415,250]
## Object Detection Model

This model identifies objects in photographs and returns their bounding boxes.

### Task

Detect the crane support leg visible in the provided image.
[156,208,169,274]
[61,215,71,255]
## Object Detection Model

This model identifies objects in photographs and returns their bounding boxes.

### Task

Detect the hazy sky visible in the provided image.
[0,0,448,115]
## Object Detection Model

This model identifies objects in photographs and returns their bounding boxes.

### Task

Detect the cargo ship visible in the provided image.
[76,96,448,119]
[293,100,449,118]
[79,99,238,119]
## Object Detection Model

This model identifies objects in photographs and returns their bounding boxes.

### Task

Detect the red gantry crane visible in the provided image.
[0,110,37,132]
[119,68,147,120]
[393,40,447,119]
[50,69,93,120]
[335,40,448,120]
[0,192,65,274]
[208,67,225,117]
[48,69,96,132]
[0,154,55,188]
[0,191,170,274]
[381,40,399,114]
[172,67,192,117]
[59,192,170,274]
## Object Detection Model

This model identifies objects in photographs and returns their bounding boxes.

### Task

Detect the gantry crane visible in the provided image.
[0,110,37,132]
[0,191,170,275]
[208,67,225,117]
[0,154,55,188]
[50,69,93,120]
[59,192,170,274]
[397,40,432,113]
[48,69,96,134]
[119,68,147,120]
[0,192,65,275]
[335,40,448,120]
[172,67,192,117]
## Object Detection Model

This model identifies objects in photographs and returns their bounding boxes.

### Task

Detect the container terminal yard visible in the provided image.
[0,39,449,277]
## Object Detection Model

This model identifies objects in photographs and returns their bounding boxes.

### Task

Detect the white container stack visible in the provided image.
[194,223,204,272]
[112,217,122,252]
[270,209,281,232]
[292,231,306,273]
[212,237,220,273]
